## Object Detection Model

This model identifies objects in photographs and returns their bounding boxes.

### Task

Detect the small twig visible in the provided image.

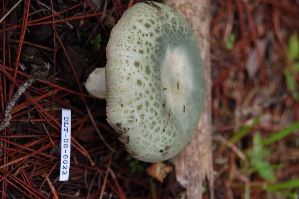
[36,0,74,29]
[85,105,116,152]
[0,63,50,131]
[86,172,97,199]
[213,135,249,170]
[99,155,112,199]
[72,138,95,166]
[0,0,23,23]
[0,140,3,157]
[42,173,59,199]
[43,122,55,146]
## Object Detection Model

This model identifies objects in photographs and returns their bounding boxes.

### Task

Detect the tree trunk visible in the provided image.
[163,0,213,198]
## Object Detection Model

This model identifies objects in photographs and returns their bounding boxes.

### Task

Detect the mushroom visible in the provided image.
[105,2,205,163]
[85,67,106,99]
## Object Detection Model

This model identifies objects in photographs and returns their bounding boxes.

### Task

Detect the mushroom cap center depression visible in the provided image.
[106,2,205,162]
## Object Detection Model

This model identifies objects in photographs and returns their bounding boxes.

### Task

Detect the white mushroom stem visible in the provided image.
[84,67,106,99]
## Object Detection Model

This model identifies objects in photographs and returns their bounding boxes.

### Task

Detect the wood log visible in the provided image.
[163,0,213,198]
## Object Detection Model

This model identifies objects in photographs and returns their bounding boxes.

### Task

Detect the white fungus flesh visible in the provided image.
[106,2,205,162]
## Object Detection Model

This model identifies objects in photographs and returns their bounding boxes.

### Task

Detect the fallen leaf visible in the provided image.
[146,162,173,183]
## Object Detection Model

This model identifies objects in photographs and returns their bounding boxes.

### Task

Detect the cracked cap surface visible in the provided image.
[106,2,205,162]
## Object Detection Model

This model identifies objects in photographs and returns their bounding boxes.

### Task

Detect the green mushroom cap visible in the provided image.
[106,2,205,162]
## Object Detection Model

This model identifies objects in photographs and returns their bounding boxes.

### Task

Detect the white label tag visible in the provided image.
[59,109,71,181]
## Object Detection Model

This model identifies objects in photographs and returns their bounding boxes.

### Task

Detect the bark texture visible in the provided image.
[163,0,213,198]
